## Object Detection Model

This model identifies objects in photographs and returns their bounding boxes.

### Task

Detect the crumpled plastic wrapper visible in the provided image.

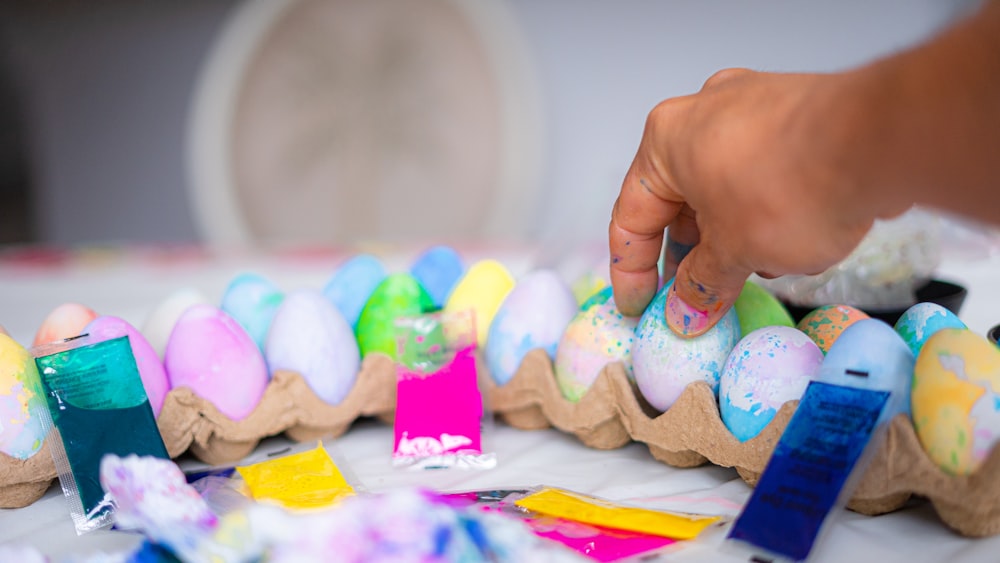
[757,208,943,309]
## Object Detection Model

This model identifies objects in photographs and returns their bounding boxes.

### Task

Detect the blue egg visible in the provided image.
[323,254,387,327]
[220,273,284,354]
[633,280,741,412]
[486,270,577,386]
[410,246,464,309]
[819,318,914,422]
[893,302,967,357]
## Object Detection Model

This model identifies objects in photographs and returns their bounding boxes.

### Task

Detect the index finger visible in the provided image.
[609,158,684,317]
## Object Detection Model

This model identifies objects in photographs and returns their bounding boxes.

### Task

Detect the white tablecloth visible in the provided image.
[0,242,998,562]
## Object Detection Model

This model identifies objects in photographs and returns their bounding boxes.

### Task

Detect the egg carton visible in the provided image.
[3,349,999,539]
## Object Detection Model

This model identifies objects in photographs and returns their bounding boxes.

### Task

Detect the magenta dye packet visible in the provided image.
[392,310,496,470]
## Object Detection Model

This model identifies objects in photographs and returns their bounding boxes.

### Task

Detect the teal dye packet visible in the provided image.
[32,333,169,534]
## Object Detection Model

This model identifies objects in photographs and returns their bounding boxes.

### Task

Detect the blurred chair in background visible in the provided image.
[187,0,544,248]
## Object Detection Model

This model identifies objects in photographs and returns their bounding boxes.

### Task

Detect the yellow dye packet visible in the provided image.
[236,442,355,510]
[513,487,722,540]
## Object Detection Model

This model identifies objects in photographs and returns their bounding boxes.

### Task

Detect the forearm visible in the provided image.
[818,1,1000,224]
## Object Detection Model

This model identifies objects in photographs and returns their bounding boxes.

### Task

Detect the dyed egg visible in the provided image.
[356,273,436,359]
[633,281,741,412]
[444,259,515,347]
[0,334,48,459]
[486,270,577,386]
[85,316,170,417]
[819,319,914,421]
[33,302,98,347]
[913,328,1000,475]
[733,281,794,336]
[220,273,284,354]
[164,305,268,421]
[323,254,387,328]
[797,304,870,354]
[894,302,967,358]
[554,287,639,402]
[142,288,211,359]
[719,326,823,441]
[410,246,464,309]
[266,290,360,405]
[570,271,608,307]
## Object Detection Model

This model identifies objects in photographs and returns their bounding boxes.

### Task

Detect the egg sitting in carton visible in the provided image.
[4,248,1000,539]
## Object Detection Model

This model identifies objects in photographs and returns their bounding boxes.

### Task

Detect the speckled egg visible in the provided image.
[164,304,269,421]
[410,246,464,309]
[323,254,387,328]
[220,273,285,355]
[33,303,98,347]
[0,334,48,459]
[796,304,870,354]
[142,288,211,359]
[554,287,639,402]
[266,289,360,405]
[733,281,795,336]
[819,318,914,421]
[444,259,515,347]
[486,270,577,386]
[719,326,823,441]
[894,302,967,358]
[356,273,436,359]
[633,281,741,412]
[85,316,170,417]
[913,328,1000,475]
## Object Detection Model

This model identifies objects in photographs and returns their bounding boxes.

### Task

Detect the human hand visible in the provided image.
[608,68,905,337]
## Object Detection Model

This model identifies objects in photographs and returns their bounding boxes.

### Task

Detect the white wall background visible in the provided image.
[0,0,980,247]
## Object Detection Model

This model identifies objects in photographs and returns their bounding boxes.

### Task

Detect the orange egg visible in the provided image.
[796,304,870,354]
[33,303,99,347]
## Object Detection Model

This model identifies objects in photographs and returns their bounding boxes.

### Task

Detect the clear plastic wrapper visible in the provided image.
[392,309,497,470]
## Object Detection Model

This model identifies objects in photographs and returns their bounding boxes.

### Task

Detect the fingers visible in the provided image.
[660,204,700,283]
[609,166,684,318]
[665,241,751,337]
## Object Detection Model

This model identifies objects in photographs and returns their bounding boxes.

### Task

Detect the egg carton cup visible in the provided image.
[4,348,1000,538]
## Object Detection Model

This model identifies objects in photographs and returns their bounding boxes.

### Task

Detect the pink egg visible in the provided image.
[33,303,99,347]
[85,316,170,418]
[164,304,268,421]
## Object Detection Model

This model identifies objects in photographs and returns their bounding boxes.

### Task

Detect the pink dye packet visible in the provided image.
[392,310,496,470]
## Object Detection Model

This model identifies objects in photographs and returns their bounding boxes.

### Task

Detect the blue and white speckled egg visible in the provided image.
[266,289,360,406]
[894,302,967,358]
[220,273,284,354]
[633,281,741,412]
[819,318,914,421]
[323,254,387,328]
[410,246,464,309]
[719,326,823,441]
[486,270,577,386]
[554,287,639,402]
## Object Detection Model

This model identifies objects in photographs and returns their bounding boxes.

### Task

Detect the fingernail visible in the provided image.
[665,283,712,337]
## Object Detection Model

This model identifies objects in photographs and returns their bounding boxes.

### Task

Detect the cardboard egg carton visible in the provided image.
[3,348,999,539]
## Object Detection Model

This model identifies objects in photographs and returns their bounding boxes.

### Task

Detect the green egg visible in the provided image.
[733,280,795,335]
[356,273,437,359]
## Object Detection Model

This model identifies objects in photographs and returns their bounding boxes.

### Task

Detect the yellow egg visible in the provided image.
[444,259,515,347]
[0,333,48,459]
[913,328,1000,475]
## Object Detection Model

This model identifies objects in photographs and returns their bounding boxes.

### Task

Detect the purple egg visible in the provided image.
[164,304,268,421]
[85,316,170,417]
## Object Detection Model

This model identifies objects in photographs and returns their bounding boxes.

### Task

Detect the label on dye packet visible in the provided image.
[35,336,147,410]
[727,381,889,562]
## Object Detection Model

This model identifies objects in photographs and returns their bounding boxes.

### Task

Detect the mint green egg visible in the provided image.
[733,281,795,336]
[356,273,436,359]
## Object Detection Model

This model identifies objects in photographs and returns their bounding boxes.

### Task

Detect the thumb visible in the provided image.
[665,243,749,337]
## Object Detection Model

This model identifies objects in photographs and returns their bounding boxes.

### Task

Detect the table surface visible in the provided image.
[0,240,998,562]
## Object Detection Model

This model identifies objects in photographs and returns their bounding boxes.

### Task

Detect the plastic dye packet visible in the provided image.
[236,441,356,510]
[392,310,496,470]
[32,333,169,534]
[513,487,722,541]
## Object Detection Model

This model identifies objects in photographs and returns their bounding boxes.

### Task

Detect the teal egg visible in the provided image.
[220,273,284,355]
[893,302,967,357]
